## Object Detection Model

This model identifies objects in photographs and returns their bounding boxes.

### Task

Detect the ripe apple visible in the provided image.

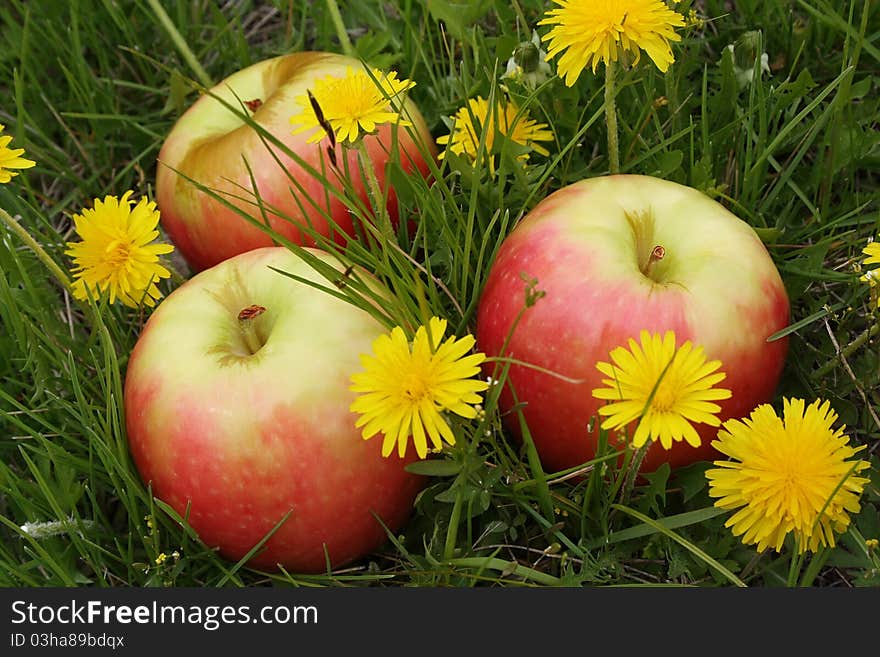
[476,174,790,474]
[124,246,424,572]
[155,51,437,273]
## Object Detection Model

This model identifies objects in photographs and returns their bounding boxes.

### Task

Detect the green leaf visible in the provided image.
[848,76,873,100]
[639,462,670,516]
[424,0,492,42]
[651,149,683,178]
[161,68,190,116]
[405,459,462,477]
[674,462,712,503]
[753,226,782,244]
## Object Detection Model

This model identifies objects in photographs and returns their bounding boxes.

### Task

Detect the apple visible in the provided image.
[476,174,790,474]
[123,246,424,572]
[155,51,437,273]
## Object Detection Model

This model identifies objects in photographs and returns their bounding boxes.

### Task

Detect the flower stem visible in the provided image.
[146,0,213,88]
[354,140,393,238]
[324,0,355,58]
[620,442,649,504]
[0,207,72,292]
[443,489,463,562]
[604,61,620,174]
[20,517,95,539]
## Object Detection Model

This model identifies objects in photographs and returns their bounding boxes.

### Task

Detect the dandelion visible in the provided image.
[350,317,490,459]
[860,240,880,309]
[501,30,553,88]
[722,31,771,89]
[861,240,880,294]
[0,129,70,290]
[289,66,415,145]
[706,398,870,554]
[289,66,415,234]
[539,1,685,174]
[0,124,36,183]
[65,191,174,308]
[539,0,686,85]
[863,240,880,267]
[437,95,554,174]
[592,330,732,449]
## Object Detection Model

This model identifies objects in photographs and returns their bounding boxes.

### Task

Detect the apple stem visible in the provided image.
[238,305,267,355]
[642,245,666,278]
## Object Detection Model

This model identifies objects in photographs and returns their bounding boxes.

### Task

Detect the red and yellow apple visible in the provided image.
[156,51,437,272]
[476,175,790,474]
[124,246,424,572]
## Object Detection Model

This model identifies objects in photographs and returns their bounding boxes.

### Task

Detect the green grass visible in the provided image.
[0,0,878,588]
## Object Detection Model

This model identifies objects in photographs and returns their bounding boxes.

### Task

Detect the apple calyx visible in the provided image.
[237,304,267,355]
[244,98,263,112]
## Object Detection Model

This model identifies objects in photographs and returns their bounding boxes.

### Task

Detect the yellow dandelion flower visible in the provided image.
[539,0,686,86]
[437,95,554,172]
[0,124,36,183]
[863,241,880,267]
[290,66,415,145]
[592,330,732,450]
[706,398,871,554]
[65,191,174,308]
[350,317,491,459]
[861,241,880,284]
[860,241,880,307]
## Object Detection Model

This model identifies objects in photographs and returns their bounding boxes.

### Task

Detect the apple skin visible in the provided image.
[156,51,437,273]
[475,175,790,474]
[123,246,424,572]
